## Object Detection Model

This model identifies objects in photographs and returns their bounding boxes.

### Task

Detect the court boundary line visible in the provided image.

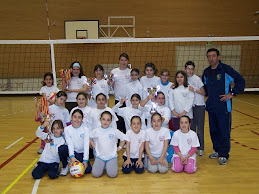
[1,157,39,194]
[31,179,41,194]
[0,137,38,170]
[233,99,259,108]
[5,137,24,150]
[233,109,259,121]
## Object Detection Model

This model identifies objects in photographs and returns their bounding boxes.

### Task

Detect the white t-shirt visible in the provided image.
[64,124,90,161]
[158,81,173,107]
[146,127,171,158]
[86,107,118,131]
[112,102,147,131]
[171,129,200,160]
[36,126,65,163]
[140,75,160,105]
[187,75,205,106]
[168,86,194,119]
[49,104,70,127]
[123,129,146,159]
[66,76,87,102]
[139,104,171,128]
[90,126,125,161]
[125,80,143,107]
[88,79,109,108]
[111,68,131,101]
[39,85,60,101]
[70,106,92,127]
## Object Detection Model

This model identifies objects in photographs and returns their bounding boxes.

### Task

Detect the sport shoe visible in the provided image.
[60,165,69,176]
[209,152,218,159]
[37,148,43,154]
[198,150,204,156]
[218,157,228,165]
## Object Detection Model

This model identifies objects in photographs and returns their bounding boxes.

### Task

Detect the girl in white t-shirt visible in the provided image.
[112,94,146,132]
[171,116,200,173]
[122,116,146,174]
[139,91,171,129]
[125,68,143,107]
[145,113,171,174]
[87,64,109,108]
[49,91,70,128]
[65,61,88,112]
[159,69,173,107]
[185,61,205,156]
[168,71,194,131]
[32,120,65,179]
[40,72,60,105]
[140,63,160,106]
[58,109,92,176]
[90,111,125,178]
[109,53,131,134]
[87,93,118,131]
[70,92,91,127]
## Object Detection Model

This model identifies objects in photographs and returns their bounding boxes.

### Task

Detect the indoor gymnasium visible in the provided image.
[0,1,259,193]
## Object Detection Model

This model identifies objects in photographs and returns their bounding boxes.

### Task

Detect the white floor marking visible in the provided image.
[5,137,24,149]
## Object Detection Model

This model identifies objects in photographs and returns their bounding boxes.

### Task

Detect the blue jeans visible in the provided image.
[122,156,144,174]
[32,162,59,179]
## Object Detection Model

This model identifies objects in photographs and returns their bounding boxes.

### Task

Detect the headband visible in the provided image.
[73,62,81,68]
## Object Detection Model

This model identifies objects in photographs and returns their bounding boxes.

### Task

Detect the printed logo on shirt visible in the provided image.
[138,138,142,143]
[187,138,192,145]
[159,136,165,141]
[190,81,197,89]
[77,80,81,84]
[100,84,105,88]
[159,111,164,116]
[50,114,56,120]
[109,134,114,139]
[125,75,130,79]
[80,133,84,138]
[217,74,221,80]
[63,112,66,116]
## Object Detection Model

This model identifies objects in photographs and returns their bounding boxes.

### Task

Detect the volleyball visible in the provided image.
[70,162,85,178]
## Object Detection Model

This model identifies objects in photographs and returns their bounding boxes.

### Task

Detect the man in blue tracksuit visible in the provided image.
[202,48,245,165]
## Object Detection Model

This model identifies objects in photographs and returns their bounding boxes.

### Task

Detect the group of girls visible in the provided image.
[32,52,205,179]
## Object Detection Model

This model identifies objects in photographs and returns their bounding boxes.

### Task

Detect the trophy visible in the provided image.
[147,85,160,96]
[59,69,71,90]
[33,96,52,142]
[146,85,160,114]
[86,77,97,100]
[104,73,115,95]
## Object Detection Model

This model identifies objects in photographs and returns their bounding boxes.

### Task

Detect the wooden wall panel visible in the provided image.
[0,0,258,39]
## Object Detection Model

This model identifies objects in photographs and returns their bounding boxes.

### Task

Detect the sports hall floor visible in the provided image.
[0,93,258,194]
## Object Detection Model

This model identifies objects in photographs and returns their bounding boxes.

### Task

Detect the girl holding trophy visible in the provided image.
[60,61,88,112]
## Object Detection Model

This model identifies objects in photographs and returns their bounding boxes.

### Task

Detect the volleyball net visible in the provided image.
[0,36,258,94]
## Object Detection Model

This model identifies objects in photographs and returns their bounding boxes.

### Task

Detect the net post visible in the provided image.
[50,43,57,87]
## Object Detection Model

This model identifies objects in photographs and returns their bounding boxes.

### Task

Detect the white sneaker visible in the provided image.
[198,150,204,156]
[60,165,69,176]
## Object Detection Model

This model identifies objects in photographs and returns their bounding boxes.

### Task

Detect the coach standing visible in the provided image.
[202,48,245,165]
